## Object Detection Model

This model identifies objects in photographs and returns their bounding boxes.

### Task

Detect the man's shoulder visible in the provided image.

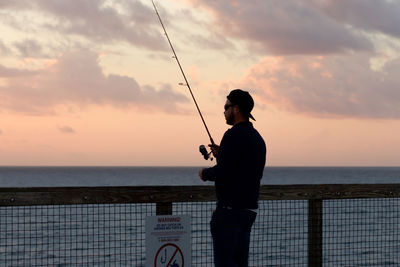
[233,122,260,136]
[223,122,264,141]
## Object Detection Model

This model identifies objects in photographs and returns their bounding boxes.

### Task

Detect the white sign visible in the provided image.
[146,215,191,267]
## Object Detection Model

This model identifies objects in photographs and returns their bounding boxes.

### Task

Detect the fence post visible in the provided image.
[308,199,323,267]
[156,202,172,215]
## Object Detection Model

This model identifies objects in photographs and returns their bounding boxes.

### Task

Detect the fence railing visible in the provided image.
[1,184,400,266]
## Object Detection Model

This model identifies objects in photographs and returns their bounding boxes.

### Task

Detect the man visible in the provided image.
[199,89,266,267]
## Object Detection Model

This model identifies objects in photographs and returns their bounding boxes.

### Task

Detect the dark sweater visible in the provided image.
[202,121,266,209]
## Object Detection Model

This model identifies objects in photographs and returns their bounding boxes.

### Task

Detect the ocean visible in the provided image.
[0,166,399,187]
[1,167,400,266]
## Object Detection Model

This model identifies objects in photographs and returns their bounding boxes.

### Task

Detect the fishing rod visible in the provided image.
[151,0,215,161]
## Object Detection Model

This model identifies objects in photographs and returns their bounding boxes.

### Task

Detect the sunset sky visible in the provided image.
[1,0,400,166]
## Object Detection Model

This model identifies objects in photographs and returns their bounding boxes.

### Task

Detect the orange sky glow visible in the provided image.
[1,0,400,166]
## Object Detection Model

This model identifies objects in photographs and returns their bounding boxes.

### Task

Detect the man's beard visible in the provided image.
[225,113,234,125]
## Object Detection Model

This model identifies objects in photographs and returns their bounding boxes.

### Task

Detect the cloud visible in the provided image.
[0,1,25,9]
[0,64,37,77]
[187,32,234,50]
[0,50,189,115]
[0,0,167,51]
[241,54,400,119]
[0,39,10,55]
[309,0,400,38]
[168,7,236,51]
[14,39,44,58]
[188,0,374,55]
[58,126,75,134]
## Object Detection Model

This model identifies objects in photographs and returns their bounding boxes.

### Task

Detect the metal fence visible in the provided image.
[1,184,400,266]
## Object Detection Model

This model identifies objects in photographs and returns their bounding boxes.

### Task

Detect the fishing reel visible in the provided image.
[199,145,213,161]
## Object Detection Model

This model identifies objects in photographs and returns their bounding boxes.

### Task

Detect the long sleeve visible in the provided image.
[202,129,238,181]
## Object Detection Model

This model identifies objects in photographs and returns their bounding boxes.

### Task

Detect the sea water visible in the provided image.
[0,166,399,187]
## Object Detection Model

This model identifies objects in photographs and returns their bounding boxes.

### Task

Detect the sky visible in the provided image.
[1,0,400,166]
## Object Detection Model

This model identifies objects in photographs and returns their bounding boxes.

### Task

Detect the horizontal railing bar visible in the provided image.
[259,183,400,200]
[1,184,400,206]
[0,186,216,206]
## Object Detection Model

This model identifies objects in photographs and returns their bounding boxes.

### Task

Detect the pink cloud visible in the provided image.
[1,0,167,51]
[188,0,374,55]
[0,64,37,77]
[58,126,75,134]
[0,50,188,115]
[309,0,400,38]
[241,54,400,119]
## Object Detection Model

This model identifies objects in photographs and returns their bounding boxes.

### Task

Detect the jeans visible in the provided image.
[210,207,257,267]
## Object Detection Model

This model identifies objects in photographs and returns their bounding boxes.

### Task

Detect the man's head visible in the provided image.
[224,89,255,125]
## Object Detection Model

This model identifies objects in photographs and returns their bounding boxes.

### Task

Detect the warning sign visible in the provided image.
[146,215,191,267]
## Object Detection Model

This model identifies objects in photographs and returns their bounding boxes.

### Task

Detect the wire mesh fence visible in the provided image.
[0,203,154,266]
[323,198,400,266]
[0,185,400,266]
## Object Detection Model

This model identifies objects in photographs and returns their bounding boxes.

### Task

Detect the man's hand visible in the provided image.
[208,143,220,157]
[199,168,207,182]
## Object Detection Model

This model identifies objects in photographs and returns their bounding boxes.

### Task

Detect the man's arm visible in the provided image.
[198,169,207,181]
[198,130,237,182]
[199,166,217,181]
[198,143,220,181]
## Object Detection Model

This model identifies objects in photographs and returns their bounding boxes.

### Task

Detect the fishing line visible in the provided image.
[151,0,215,146]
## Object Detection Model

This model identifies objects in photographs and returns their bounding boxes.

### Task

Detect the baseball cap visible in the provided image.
[226,89,255,121]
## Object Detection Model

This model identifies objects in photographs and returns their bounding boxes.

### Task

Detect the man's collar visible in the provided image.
[232,121,252,128]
